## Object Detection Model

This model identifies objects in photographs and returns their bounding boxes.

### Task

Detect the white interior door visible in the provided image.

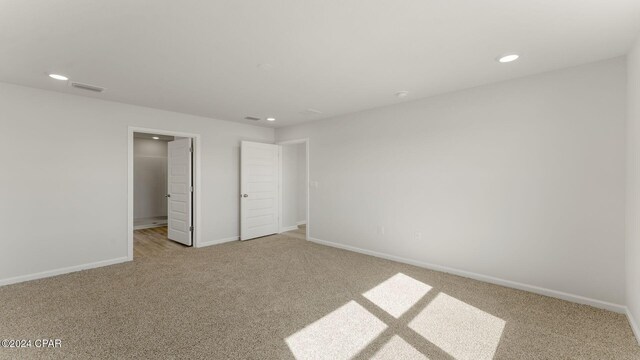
[167,138,193,246]
[241,141,279,240]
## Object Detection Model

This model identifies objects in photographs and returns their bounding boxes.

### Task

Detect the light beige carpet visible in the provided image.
[1,228,638,359]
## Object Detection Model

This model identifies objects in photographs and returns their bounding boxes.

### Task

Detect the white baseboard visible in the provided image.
[627,308,640,345]
[0,256,130,287]
[280,225,299,233]
[197,236,239,248]
[307,237,626,314]
[133,223,167,230]
[297,221,307,226]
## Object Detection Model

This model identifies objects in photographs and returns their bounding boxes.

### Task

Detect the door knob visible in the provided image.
[243,194,248,198]
[166,194,171,198]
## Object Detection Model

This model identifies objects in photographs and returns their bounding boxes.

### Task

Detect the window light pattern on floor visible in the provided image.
[285,301,387,360]
[371,335,428,360]
[408,293,505,360]
[363,273,432,318]
[285,273,505,360]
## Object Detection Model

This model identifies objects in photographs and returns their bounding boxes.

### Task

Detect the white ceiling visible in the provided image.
[1,1,639,128]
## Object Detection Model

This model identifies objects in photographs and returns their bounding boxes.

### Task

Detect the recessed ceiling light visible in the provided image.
[396,91,409,98]
[266,117,276,122]
[152,136,160,140]
[48,73,69,81]
[497,54,519,63]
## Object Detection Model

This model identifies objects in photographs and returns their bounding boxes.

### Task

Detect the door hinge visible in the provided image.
[189,226,194,232]
[189,147,193,153]
[190,185,194,192]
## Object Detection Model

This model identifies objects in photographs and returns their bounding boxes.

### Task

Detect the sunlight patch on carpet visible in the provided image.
[363,273,432,318]
[371,335,428,360]
[408,293,505,360]
[285,300,387,360]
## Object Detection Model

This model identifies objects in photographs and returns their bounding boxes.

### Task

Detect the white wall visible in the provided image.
[297,144,307,224]
[276,57,627,307]
[0,82,274,283]
[627,34,640,339]
[134,138,169,220]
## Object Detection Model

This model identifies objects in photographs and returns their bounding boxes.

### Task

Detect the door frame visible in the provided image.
[277,138,310,239]
[127,126,202,260]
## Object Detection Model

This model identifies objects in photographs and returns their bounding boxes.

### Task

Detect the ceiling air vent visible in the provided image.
[70,82,106,93]
[301,108,322,115]
[244,116,261,121]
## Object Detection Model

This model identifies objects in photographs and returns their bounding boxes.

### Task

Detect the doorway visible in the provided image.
[127,127,201,260]
[133,133,172,231]
[278,139,309,240]
[238,139,309,242]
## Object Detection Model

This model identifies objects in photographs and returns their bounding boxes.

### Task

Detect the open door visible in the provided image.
[167,138,193,246]
[241,141,279,240]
